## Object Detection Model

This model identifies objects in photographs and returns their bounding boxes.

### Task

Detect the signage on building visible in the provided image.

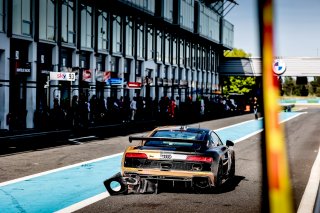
[179,80,188,88]
[82,69,92,82]
[143,77,153,85]
[50,72,76,81]
[96,70,111,82]
[16,62,31,74]
[127,82,142,89]
[106,78,122,85]
[136,77,142,83]
[157,78,163,86]
[273,59,286,75]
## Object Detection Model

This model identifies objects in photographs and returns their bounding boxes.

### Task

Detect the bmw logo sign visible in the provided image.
[273,59,286,75]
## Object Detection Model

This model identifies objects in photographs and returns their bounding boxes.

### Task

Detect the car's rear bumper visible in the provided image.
[123,167,215,182]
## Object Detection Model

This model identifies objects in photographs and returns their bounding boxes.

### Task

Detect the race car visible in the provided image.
[104,126,235,195]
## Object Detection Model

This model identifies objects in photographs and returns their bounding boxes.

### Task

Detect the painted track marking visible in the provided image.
[0,112,309,212]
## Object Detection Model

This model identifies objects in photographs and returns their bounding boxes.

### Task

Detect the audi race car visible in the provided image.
[104,126,235,195]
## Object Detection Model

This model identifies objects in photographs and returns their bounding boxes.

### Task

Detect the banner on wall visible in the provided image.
[127,82,142,89]
[96,70,111,82]
[82,69,92,82]
[50,72,75,81]
[106,78,122,86]
[16,62,31,74]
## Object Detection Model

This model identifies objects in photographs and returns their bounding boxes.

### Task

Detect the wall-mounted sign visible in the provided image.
[16,62,31,74]
[106,78,122,85]
[50,72,76,81]
[179,80,188,88]
[82,69,92,82]
[96,71,111,82]
[127,82,142,89]
[273,59,286,75]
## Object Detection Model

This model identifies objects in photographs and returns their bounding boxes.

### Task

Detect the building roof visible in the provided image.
[219,57,320,77]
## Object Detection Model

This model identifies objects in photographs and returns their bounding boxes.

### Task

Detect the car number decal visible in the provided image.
[160,153,187,160]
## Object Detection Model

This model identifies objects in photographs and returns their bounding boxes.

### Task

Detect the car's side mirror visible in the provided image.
[226,140,234,147]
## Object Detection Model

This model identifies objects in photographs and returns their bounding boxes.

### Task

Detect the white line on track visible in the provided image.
[54,192,111,213]
[0,153,123,187]
[297,146,320,213]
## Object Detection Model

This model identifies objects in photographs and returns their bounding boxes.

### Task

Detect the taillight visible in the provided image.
[186,156,212,163]
[125,153,148,159]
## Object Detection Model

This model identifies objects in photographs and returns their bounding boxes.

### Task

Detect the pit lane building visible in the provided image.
[0,0,236,130]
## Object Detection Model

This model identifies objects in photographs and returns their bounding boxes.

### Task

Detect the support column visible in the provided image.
[50,46,59,109]
[90,52,96,98]
[26,42,37,128]
[0,35,10,129]
[158,64,164,99]
[71,49,80,98]
[105,55,111,98]
[129,59,135,100]
[118,56,124,98]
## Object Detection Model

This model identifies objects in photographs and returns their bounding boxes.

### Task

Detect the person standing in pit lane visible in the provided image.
[253,97,259,120]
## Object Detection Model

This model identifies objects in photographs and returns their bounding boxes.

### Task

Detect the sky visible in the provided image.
[225,0,320,57]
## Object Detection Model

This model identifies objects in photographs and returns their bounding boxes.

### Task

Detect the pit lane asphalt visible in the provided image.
[0,108,319,212]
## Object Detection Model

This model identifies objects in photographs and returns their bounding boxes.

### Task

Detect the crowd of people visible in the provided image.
[31,94,251,131]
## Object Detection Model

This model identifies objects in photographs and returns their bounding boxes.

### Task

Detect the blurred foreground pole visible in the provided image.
[258,0,294,212]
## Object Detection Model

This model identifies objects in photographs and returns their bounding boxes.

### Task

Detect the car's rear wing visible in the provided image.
[128,136,204,144]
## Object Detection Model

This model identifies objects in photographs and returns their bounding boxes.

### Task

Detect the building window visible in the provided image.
[62,0,75,44]
[202,48,206,70]
[197,45,201,69]
[207,50,211,71]
[12,0,32,36]
[0,0,4,32]
[80,4,93,48]
[192,44,196,68]
[136,23,144,58]
[172,36,177,65]
[180,0,194,31]
[97,10,108,50]
[211,50,215,72]
[39,0,55,41]
[179,39,184,66]
[112,15,122,54]
[199,4,219,42]
[147,26,154,60]
[164,33,170,64]
[135,60,141,77]
[186,42,190,68]
[163,0,173,22]
[127,0,155,14]
[125,17,133,56]
[156,30,162,62]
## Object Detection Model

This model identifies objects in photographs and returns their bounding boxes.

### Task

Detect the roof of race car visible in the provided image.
[151,126,211,139]
[153,126,210,132]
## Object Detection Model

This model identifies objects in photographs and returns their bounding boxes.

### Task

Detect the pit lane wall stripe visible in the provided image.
[0,112,304,212]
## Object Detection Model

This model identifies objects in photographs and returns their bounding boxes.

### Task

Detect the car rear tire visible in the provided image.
[229,151,235,178]
[215,161,223,187]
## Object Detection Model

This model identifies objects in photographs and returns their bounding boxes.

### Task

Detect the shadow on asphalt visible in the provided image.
[133,175,246,195]
[213,175,246,194]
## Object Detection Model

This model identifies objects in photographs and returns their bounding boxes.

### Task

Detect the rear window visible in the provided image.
[144,130,206,149]
[152,130,204,140]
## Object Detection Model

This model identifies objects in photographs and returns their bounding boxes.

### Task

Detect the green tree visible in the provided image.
[282,77,295,96]
[223,76,256,95]
[222,48,255,96]
[224,48,252,57]
[310,77,320,97]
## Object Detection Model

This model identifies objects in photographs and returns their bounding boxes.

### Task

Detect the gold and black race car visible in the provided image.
[104,126,235,195]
